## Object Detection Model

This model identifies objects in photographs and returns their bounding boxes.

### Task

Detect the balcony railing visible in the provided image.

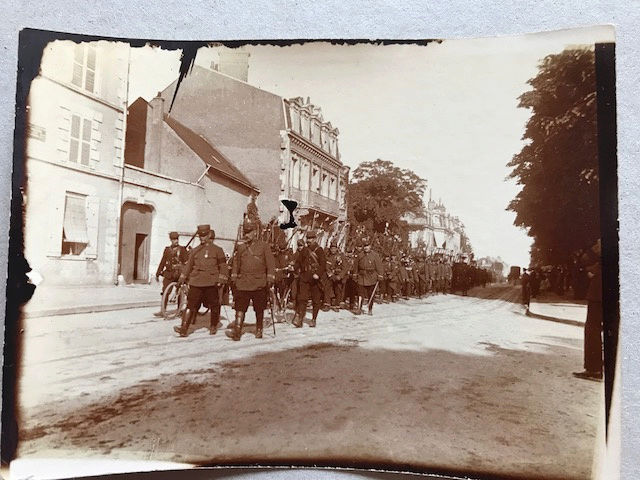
[289,187,340,216]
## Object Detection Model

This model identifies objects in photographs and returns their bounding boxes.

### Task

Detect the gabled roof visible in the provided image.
[164,113,258,192]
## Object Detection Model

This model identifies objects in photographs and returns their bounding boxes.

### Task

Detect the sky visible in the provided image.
[127,27,613,268]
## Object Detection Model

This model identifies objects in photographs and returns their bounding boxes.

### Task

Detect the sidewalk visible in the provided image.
[527,291,587,327]
[22,282,162,318]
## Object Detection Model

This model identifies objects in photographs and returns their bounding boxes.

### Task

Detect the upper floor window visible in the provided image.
[290,107,300,133]
[72,44,97,93]
[69,113,93,166]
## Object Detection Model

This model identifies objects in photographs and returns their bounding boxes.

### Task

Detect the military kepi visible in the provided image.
[197,224,211,236]
[169,231,179,240]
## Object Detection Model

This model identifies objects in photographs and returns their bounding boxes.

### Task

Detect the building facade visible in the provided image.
[157,64,348,247]
[24,40,130,286]
[121,96,258,284]
[281,97,349,245]
[404,197,465,258]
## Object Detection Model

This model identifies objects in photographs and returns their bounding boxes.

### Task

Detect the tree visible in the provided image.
[347,159,427,234]
[507,48,599,266]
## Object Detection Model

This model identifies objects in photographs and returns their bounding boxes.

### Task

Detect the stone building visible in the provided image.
[157,62,348,246]
[24,40,130,285]
[404,195,465,258]
[121,96,258,284]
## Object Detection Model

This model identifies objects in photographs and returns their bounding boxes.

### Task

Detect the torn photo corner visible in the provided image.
[4,26,618,480]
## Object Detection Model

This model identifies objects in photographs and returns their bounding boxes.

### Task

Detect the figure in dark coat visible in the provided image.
[293,231,326,327]
[174,225,228,337]
[226,222,275,340]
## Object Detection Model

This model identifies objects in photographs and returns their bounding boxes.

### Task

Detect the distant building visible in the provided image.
[121,96,258,284]
[403,196,464,257]
[157,65,348,245]
[24,40,130,285]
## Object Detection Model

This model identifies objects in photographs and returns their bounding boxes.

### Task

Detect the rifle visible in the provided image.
[367,281,380,311]
[268,285,278,335]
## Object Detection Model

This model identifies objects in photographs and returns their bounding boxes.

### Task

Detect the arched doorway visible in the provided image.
[119,202,154,284]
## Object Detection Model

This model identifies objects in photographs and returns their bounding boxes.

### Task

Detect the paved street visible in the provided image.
[16,285,602,479]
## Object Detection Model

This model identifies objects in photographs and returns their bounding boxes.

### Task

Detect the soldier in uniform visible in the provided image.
[293,231,326,327]
[354,238,384,315]
[343,249,358,310]
[226,222,275,341]
[415,254,427,298]
[443,258,452,294]
[388,253,401,302]
[326,240,346,312]
[154,231,188,317]
[380,255,392,303]
[174,225,228,337]
[289,239,305,309]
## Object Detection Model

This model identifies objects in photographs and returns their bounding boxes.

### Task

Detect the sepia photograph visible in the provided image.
[4,26,618,479]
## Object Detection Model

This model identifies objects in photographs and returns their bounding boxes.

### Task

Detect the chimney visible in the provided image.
[149,92,165,125]
[145,93,164,173]
[218,48,250,82]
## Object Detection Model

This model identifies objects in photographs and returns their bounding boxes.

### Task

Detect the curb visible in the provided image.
[525,308,584,328]
[22,300,160,319]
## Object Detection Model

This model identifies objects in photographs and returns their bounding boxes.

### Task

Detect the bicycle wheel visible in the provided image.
[161,282,180,320]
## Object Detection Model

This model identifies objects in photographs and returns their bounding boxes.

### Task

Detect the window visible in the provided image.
[330,176,337,199]
[291,157,300,189]
[69,114,92,165]
[321,173,328,196]
[300,160,310,190]
[312,167,319,191]
[300,114,308,138]
[62,193,89,256]
[72,43,97,93]
[290,107,300,133]
[312,121,321,145]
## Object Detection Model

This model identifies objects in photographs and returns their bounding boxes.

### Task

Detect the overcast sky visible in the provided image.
[128,27,613,268]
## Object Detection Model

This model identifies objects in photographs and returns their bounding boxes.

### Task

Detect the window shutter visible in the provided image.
[57,106,71,158]
[85,196,100,259]
[90,119,101,167]
[47,193,64,257]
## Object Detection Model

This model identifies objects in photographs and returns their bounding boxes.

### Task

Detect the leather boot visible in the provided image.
[310,306,319,327]
[255,310,264,338]
[354,296,363,315]
[225,311,244,341]
[209,308,220,335]
[292,307,304,328]
[173,308,193,337]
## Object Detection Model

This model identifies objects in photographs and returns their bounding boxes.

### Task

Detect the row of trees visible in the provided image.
[507,48,600,266]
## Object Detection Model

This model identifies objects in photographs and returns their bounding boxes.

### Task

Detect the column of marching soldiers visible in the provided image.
[154,221,491,341]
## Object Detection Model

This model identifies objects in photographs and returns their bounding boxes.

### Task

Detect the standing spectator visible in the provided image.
[573,239,603,381]
[521,268,531,309]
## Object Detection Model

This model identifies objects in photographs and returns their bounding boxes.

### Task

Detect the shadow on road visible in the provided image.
[18,336,600,480]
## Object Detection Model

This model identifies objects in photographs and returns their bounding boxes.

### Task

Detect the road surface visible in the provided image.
[15,285,603,479]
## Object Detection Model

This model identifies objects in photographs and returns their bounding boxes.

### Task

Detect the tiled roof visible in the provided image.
[164,113,258,192]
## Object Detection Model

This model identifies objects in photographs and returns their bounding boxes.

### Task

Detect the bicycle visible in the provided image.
[160,281,210,320]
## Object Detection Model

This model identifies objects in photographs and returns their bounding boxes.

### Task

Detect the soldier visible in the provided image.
[354,238,384,315]
[154,231,188,317]
[343,249,359,311]
[380,255,392,303]
[415,254,427,298]
[225,222,275,341]
[387,253,401,302]
[174,225,228,337]
[293,231,325,327]
[443,258,452,295]
[274,242,294,310]
[326,240,346,312]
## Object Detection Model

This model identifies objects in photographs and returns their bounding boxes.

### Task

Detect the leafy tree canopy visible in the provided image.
[507,48,599,266]
[347,159,428,233]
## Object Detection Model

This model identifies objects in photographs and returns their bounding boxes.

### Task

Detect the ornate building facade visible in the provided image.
[280,97,349,245]
[404,196,465,258]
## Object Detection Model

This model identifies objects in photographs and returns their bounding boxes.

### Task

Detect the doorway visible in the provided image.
[118,202,153,284]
